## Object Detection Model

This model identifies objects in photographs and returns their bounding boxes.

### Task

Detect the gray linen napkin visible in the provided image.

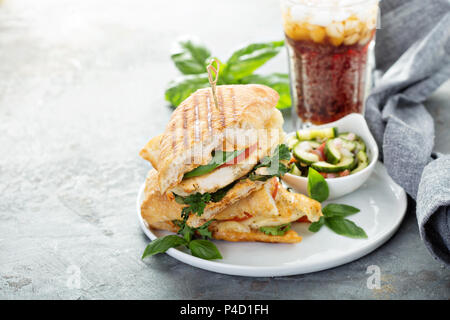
[365,0,450,263]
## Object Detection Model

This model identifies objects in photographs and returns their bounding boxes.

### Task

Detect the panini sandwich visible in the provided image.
[140,84,322,243]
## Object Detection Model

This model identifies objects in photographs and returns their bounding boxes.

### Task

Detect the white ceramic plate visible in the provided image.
[137,162,407,277]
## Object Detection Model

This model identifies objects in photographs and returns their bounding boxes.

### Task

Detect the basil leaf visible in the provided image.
[259,223,291,236]
[165,75,210,107]
[240,73,291,109]
[325,217,368,239]
[171,38,212,74]
[223,41,285,80]
[210,181,238,202]
[142,235,187,259]
[307,167,329,202]
[323,204,360,218]
[189,240,222,260]
[249,173,273,182]
[184,149,244,179]
[308,216,325,232]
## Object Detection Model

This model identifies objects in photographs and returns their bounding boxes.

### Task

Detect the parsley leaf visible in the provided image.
[259,223,291,236]
[195,220,214,239]
[175,192,211,220]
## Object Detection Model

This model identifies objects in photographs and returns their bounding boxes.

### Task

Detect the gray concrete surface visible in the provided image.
[0,0,449,299]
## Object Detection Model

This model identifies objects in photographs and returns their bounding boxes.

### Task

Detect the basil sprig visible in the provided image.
[142,220,222,260]
[171,37,212,75]
[166,37,291,109]
[141,235,188,259]
[306,168,367,239]
[308,203,367,239]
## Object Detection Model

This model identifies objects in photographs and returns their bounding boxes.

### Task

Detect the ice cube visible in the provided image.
[326,22,344,38]
[290,6,309,22]
[308,10,333,26]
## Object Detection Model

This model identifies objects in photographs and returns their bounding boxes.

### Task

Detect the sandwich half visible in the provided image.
[141,169,322,243]
[140,84,285,195]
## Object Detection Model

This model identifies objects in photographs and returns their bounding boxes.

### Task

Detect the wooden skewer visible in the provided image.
[206,58,220,111]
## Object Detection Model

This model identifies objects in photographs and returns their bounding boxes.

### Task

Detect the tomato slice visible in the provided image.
[312,142,326,161]
[296,216,311,223]
[218,143,258,168]
[272,181,279,199]
[228,212,253,222]
[318,171,328,178]
[339,170,350,177]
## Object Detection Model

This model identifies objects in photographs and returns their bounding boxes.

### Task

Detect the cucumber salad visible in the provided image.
[287,127,369,179]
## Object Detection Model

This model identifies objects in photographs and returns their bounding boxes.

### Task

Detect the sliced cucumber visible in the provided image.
[286,136,299,150]
[355,138,366,152]
[288,163,302,176]
[311,156,355,173]
[306,140,321,149]
[339,132,365,152]
[340,139,356,152]
[351,150,369,174]
[338,132,355,141]
[324,139,341,164]
[296,127,337,141]
[293,144,320,165]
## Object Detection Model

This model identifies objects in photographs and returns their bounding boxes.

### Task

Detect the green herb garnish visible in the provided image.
[322,203,360,218]
[142,219,221,260]
[176,192,211,221]
[189,239,222,260]
[307,201,367,238]
[305,168,367,238]
[260,223,291,236]
[249,144,290,181]
[166,37,291,109]
[307,167,329,202]
[183,149,244,179]
[141,235,188,259]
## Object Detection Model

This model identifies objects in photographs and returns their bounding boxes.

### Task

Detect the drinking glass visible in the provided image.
[280,0,379,128]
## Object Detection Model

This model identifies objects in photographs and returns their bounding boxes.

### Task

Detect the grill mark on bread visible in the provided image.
[206,95,213,136]
[218,87,226,128]
[170,120,177,153]
[193,94,200,142]
[182,100,188,148]
[230,87,237,122]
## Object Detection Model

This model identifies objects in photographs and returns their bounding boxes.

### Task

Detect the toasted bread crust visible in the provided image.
[211,228,302,243]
